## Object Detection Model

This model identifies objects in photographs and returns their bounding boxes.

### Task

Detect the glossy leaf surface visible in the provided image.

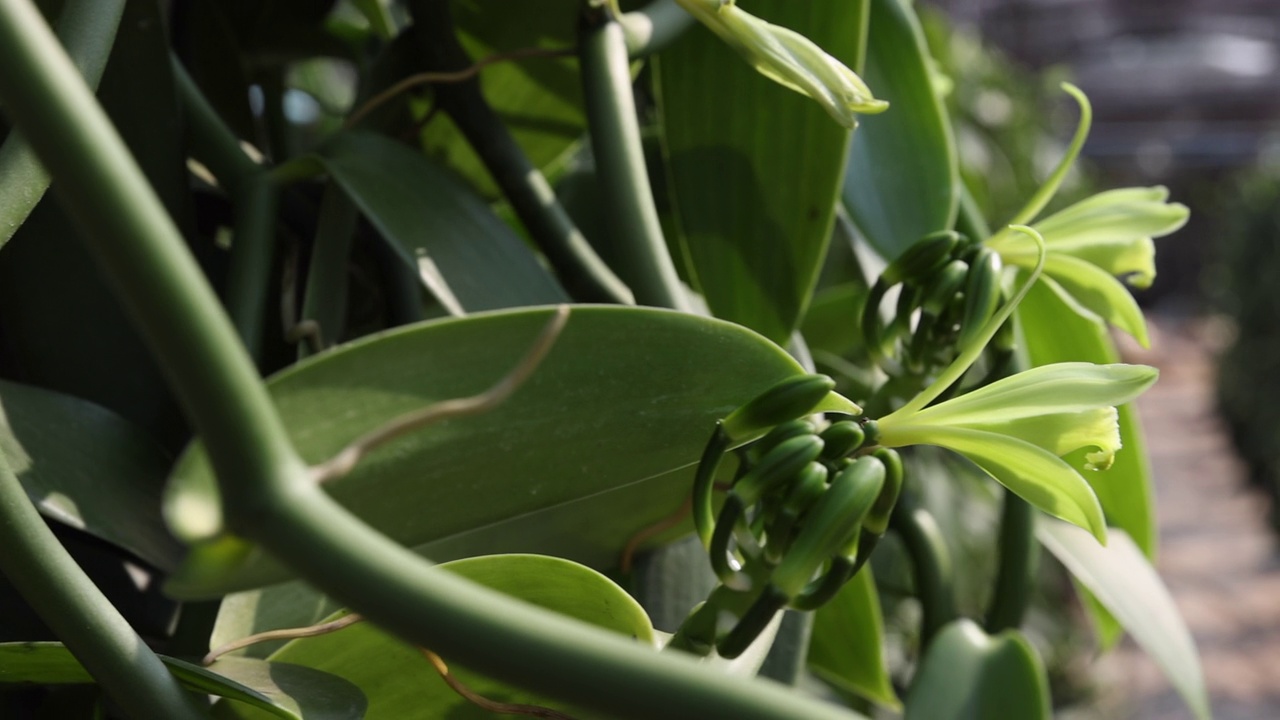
[1039,520,1210,720]
[240,555,651,719]
[164,306,858,596]
[0,643,365,720]
[0,379,182,570]
[316,131,568,314]
[903,620,1049,720]
[656,1,864,343]
[843,0,957,259]
[807,567,900,710]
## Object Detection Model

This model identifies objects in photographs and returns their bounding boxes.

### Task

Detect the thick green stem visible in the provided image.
[407,0,634,305]
[985,489,1038,633]
[297,183,360,358]
[580,7,688,310]
[175,58,278,361]
[891,494,956,649]
[0,4,865,719]
[619,0,695,58]
[0,0,125,247]
[0,449,208,719]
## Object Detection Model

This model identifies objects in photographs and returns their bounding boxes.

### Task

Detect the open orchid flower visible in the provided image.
[985,84,1188,347]
[675,0,888,128]
[875,226,1158,544]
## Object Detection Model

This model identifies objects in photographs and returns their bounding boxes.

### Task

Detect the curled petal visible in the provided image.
[879,425,1107,543]
[676,0,888,127]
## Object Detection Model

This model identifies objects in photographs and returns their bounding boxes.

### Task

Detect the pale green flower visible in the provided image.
[986,85,1188,347]
[675,0,889,127]
[874,226,1158,543]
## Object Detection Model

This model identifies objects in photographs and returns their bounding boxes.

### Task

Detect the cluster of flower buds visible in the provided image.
[675,375,901,659]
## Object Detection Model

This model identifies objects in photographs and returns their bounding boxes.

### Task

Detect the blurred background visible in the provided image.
[926,1,1280,717]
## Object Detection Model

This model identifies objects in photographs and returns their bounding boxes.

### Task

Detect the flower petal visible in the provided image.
[905,362,1157,427]
[879,425,1107,543]
[955,407,1122,470]
[1042,255,1151,347]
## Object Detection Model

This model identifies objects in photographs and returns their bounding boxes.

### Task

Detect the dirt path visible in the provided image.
[1098,313,1280,719]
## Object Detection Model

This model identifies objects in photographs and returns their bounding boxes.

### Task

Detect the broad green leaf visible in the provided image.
[1038,520,1210,720]
[843,0,958,259]
[655,1,866,343]
[808,567,900,710]
[903,620,1050,720]
[164,306,858,597]
[231,555,651,719]
[315,131,568,314]
[0,379,182,570]
[0,643,365,720]
[883,425,1106,543]
[800,283,866,358]
[419,0,586,198]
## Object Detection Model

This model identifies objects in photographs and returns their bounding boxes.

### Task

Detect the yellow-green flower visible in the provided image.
[675,0,888,127]
[986,84,1188,347]
[874,226,1157,543]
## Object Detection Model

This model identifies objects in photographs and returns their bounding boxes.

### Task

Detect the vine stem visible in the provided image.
[0,449,209,719]
[0,2,864,718]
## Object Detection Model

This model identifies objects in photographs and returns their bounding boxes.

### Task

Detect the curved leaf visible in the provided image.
[0,643,365,720]
[843,0,958,259]
[1038,520,1210,720]
[228,555,653,720]
[903,620,1050,720]
[164,306,858,597]
[0,379,182,570]
[655,1,866,343]
[808,567,899,710]
[316,131,568,314]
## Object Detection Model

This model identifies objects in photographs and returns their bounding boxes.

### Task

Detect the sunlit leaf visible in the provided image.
[808,567,900,710]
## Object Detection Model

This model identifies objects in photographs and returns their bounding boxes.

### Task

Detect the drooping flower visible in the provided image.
[985,84,1188,347]
[675,0,889,128]
[874,227,1158,544]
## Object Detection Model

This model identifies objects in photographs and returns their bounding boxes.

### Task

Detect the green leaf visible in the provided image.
[808,567,900,710]
[164,306,858,597]
[0,379,182,570]
[233,555,652,719]
[315,131,568,314]
[1038,520,1210,720]
[843,0,958,259]
[883,425,1106,543]
[655,1,865,343]
[903,620,1050,720]
[0,643,366,720]
[419,0,586,198]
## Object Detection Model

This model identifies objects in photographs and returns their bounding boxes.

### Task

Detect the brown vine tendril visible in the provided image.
[421,649,577,720]
[202,612,365,666]
[311,305,570,484]
[345,46,574,129]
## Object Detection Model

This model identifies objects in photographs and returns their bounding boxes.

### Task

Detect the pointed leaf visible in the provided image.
[903,620,1050,720]
[808,567,900,710]
[882,425,1106,542]
[0,379,182,570]
[0,643,366,720]
[843,0,958,259]
[242,555,652,719]
[656,0,865,342]
[164,306,858,596]
[1038,520,1210,720]
[315,131,568,314]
